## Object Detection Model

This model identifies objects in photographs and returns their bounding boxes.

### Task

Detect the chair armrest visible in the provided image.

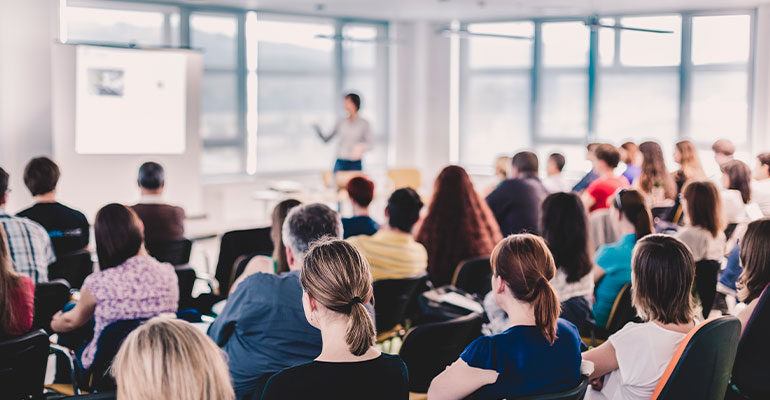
[49,343,81,396]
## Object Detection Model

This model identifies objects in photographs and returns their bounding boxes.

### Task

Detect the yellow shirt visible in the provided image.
[347,230,428,281]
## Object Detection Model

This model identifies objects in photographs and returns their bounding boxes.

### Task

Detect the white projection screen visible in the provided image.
[75,45,187,154]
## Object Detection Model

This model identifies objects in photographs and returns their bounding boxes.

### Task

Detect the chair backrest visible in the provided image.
[0,329,49,399]
[215,227,273,297]
[605,283,638,334]
[651,316,741,400]
[89,319,147,392]
[388,168,421,190]
[32,279,71,333]
[452,257,492,298]
[731,283,770,398]
[59,393,116,400]
[373,275,426,333]
[145,239,193,266]
[48,250,93,289]
[399,313,484,393]
[174,266,197,311]
[512,375,590,400]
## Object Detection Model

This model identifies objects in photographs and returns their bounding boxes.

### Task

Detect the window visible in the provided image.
[64,2,178,46]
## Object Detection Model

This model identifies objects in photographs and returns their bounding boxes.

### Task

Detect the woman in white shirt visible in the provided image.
[583,234,696,400]
[314,93,373,173]
[721,160,752,227]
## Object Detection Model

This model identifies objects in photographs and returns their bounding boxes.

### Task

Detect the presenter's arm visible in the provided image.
[314,120,339,143]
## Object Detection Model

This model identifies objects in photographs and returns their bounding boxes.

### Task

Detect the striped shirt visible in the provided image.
[348,230,427,281]
[0,209,56,284]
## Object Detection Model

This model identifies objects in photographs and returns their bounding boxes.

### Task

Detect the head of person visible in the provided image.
[674,140,705,178]
[682,180,724,238]
[282,203,343,270]
[301,239,375,356]
[631,235,695,325]
[0,167,8,208]
[738,218,770,304]
[712,139,736,166]
[94,203,145,270]
[23,156,60,197]
[385,187,423,234]
[346,176,375,210]
[491,234,560,344]
[494,156,512,181]
[593,143,621,173]
[137,162,165,195]
[612,189,653,241]
[619,142,639,166]
[540,192,592,283]
[271,199,302,274]
[344,93,361,115]
[722,160,752,204]
[546,153,565,176]
[510,151,539,178]
[0,224,24,335]
[639,141,676,199]
[754,152,770,181]
[586,143,600,163]
[112,317,234,400]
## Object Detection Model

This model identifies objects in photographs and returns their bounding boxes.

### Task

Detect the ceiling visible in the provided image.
[174,0,764,21]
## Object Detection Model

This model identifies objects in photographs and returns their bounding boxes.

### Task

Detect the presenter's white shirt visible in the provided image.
[331,116,373,160]
[752,179,770,217]
[542,174,572,193]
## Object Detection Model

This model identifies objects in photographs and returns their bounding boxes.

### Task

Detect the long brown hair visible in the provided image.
[738,219,770,303]
[675,140,706,181]
[722,160,752,204]
[682,180,724,238]
[301,239,375,356]
[416,165,503,286]
[491,234,560,344]
[639,141,676,200]
[0,224,24,334]
[613,189,653,241]
[271,199,301,274]
[540,192,593,283]
[95,204,144,270]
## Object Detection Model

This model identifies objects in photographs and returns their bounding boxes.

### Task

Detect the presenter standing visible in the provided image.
[314,93,373,172]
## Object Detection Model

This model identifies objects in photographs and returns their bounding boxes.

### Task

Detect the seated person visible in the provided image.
[131,162,185,242]
[721,160,752,227]
[584,235,696,400]
[735,218,770,331]
[486,151,548,236]
[428,234,583,400]
[261,239,409,400]
[582,144,629,212]
[542,153,571,193]
[208,204,342,400]
[0,224,34,339]
[50,204,179,370]
[342,176,379,238]
[752,153,770,217]
[113,317,234,400]
[619,142,641,184]
[573,143,600,192]
[0,167,55,284]
[17,157,90,256]
[348,188,427,281]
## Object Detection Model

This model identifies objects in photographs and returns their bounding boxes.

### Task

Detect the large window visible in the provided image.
[64,1,179,47]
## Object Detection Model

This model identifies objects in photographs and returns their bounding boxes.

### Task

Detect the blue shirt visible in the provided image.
[572,170,599,192]
[342,216,379,239]
[208,270,322,399]
[460,319,583,399]
[593,233,636,327]
[622,164,642,185]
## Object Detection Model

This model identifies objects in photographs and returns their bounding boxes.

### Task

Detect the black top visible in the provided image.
[17,202,89,256]
[260,353,409,400]
[486,177,548,236]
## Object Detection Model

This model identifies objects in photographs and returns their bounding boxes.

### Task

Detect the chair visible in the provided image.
[87,319,147,392]
[32,279,71,333]
[694,259,720,320]
[399,313,484,393]
[650,316,741,400]
[727,283,770,399]
[175,265,197,311]
[145,239,192,266]
[0,329,49,400]
[373,275,426,340]
[512,375,590,400]
[585,283,638,346]
[452,257,492,298]
[215,227,273,297]
[48,250,93,289]
[58,394,116,400]
[388,168,421,190]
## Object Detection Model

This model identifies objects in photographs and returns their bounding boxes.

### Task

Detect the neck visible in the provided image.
[316,316,378,362]
[383,224,410,236]
[351,203,369,217]
[598,167,615,178]
[141,189,162,196]
[548,171,560,177]
[34,191,57,203]
[499,296,537,328]
[348,112,358,121]
[618,219,636,237]
[653,319,694,333]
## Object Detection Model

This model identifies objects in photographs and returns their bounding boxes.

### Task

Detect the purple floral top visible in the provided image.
[80,255,178,368]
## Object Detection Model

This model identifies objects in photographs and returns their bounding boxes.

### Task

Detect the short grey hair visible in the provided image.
[282,203,343,263]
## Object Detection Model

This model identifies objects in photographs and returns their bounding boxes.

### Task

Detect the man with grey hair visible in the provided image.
[209,203,343,400]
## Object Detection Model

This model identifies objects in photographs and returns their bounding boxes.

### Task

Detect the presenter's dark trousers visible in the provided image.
[334,158,362,173]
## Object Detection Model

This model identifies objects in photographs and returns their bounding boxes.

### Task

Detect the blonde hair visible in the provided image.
[301,238,375,356]
[112,317,234,400]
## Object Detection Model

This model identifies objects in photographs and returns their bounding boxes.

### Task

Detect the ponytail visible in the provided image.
[531,277,560,344]
[345,301,376,356]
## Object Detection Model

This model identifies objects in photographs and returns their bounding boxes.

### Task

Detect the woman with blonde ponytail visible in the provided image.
[428,234,584,400]
[260,238,409,400]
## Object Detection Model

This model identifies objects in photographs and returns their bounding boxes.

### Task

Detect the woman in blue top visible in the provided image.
[428,234,584,400]
[592,189,653,327]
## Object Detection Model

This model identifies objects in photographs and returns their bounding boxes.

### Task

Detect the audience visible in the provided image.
[573,143,600,192]
[51,203,178,370]
[428,234,583,400]
[113,317,235,400]
[636,141,677,207]
[348,188,427,281]
[494,155,512,185]
[542,153,571,193]
[735,218,770,332]
[342,176,379,238]
[0,167,55,284]
[584,234,696,400]
[751,152,770,216]
[423,165,503,286]
[582,144,629,212]
[486,152,547,236]
[261,239,409,400]
[131,162,186,242]
[17,157,90,257]
[619,142,641,184]
[672,140,706,194]
[712,139,736,187]
[592,189,653,327]
[0,224,34,339]
[208,203,341,399]
[721,160,752,227]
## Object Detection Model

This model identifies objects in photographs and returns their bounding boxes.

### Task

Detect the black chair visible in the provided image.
[87,319,147,392]
[399,312,484,393]
[0,329,49,400]
[48,250,93,289]
[452,257,492,298]
[727,283,770,399]
[694,259,720,320]
[586,283,638,346]
[145,239,193,266]
[58,394,116,400]
[372,274,426,340]
[175,265,197,311]
[32,279,71,333]
[512,375,590,400]
[215,227,273,297]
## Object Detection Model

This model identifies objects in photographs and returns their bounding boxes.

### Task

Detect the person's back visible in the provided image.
[487,177,547,236]
[132,161,185,242]
[342,216,379,238]
[342,176,379,238]
[0,224,35,339]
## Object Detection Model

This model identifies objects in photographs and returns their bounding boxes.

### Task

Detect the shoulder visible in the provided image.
[460,335,495,366]
[263,362,316,397]
[608,321,653,344]
[556,318,581,340]
[15,216,49,237]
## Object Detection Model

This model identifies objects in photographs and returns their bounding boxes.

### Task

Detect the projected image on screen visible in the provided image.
[76,46,187,154]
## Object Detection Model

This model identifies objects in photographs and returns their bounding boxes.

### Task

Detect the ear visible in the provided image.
[286,246,296,268]
[384,207,389,218]
[304,291,318,312]
[494,275,506,295]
